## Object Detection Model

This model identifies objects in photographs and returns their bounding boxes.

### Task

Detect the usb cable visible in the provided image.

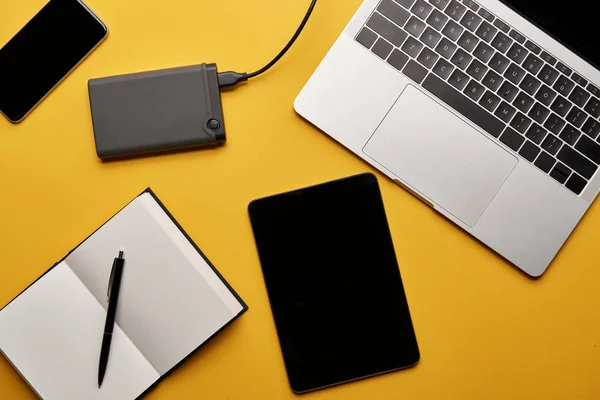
[217,0,318,88]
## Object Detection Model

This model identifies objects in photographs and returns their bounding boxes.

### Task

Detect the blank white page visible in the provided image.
[0,262,159,400]
[66,193,243,374]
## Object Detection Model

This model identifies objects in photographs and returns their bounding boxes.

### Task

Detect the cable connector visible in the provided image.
[218,71,248,88]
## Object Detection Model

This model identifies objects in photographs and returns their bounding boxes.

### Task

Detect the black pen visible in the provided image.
[98,249,125,388]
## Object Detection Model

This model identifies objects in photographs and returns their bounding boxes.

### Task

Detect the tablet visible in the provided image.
[248,173,420,393]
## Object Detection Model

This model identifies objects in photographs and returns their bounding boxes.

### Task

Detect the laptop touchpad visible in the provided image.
[363,85,517,227]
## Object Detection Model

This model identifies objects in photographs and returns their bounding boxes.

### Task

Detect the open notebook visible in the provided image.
[0,189,247,400]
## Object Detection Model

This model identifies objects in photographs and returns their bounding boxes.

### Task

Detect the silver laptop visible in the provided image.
[295,0,600,277]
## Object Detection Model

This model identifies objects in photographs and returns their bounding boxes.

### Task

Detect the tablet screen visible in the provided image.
[248,174,419,393]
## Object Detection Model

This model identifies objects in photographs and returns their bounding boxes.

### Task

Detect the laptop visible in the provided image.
[295,0,600,277]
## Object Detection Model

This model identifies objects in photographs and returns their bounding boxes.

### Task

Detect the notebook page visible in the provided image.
[0,262,159,400]
[66,194,240,375]
[139,193,243,315]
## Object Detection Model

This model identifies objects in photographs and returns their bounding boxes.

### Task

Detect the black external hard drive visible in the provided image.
[88,63,226,159]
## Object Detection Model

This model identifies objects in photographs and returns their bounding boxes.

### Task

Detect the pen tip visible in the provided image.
[118,250,124,258]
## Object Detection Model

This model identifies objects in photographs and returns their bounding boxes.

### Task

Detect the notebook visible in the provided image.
[0,189,247,400]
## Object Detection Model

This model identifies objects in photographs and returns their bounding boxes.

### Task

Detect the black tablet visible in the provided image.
[248,173,420,393]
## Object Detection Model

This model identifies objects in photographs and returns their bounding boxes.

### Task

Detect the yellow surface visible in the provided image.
[1,0,599,398]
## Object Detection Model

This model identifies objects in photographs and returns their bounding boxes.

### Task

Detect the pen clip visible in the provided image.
[107,260,117,302]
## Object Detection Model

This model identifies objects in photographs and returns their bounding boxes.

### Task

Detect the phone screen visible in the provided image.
[0,0,107,122]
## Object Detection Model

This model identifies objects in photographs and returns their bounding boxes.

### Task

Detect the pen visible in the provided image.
[98,249,125,388]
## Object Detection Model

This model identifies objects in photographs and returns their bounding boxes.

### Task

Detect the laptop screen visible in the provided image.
[501,0,600,72]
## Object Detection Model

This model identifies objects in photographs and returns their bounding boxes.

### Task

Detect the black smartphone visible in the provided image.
[0,0,107,123]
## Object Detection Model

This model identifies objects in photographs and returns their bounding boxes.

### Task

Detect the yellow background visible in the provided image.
[1,0,599,398]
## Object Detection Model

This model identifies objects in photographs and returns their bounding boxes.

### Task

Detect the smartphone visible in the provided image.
[0,0,107,123]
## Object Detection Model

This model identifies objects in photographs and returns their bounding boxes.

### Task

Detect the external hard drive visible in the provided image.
[88,63,226,159]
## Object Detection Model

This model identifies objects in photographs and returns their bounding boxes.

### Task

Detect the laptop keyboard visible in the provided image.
[356,0,600,195]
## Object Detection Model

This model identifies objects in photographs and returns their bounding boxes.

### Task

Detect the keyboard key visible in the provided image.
[412,0,434,20]
[450,48,472,69]
[519,74,542,96]
[356,27,378,49]
[493,19,510,33]
[457,31,479,52]
[587,83,600,97]
[466,59,487,80]
[481,70,503,92]
[477,7,494,23]
[526,123,548,144]
[506,43,527,64]
[403,59,428,83]
[550,163,572,184]
[559,124,581,146]
[367,13,409,46]
[397,0,417,8]
[537,65,559,86]
[429,0,449,10]
[445,0,467,20]
[463,0,479,11]
[519,140,541,162]
[566,107,587,128]
[524,40,541,55]
[542,134,563,155]
[522,54,543,75]
[566,174,587,194]
[473,42,494,63]
[495,101,516,123]
[528,103,550,124]
[571,73,587,87]
[553,75,575,97]
[402,36,424,58]
[489,53,510,74]
[575,135,600,164]
[498,81,519,102]
[372,38,394,59]
[442,20,464,41]
[539,51,557,66]
[436,37,458,58]
[544,113,565,135]
[490,32,512,54]
[422,74,505,136]
[510,112,532,134]
[535,85,557,106]
[482,70,503,91]
[504,63,526,84]
[557,146,598,179]
[432,58,454,79]
[406,16,427,37]
[448,69,469,90]
[427,9,449,30]
[387,49,410,71]
[535,151,556,173]
[417,47,439,68]
[513,92,534,113]
[568,86,590,108]
[509,29,526,44]
[550,96,572,118]
[582,118,600,139]
[460,10,482,31]
[421,27,442,48]
[555,62,572,76]
[479,90,501,112]
[584,97,600,118]
[500,127,525,151]
[378,0,411,27]
[475,21,497,43]
[464,79,485,101]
